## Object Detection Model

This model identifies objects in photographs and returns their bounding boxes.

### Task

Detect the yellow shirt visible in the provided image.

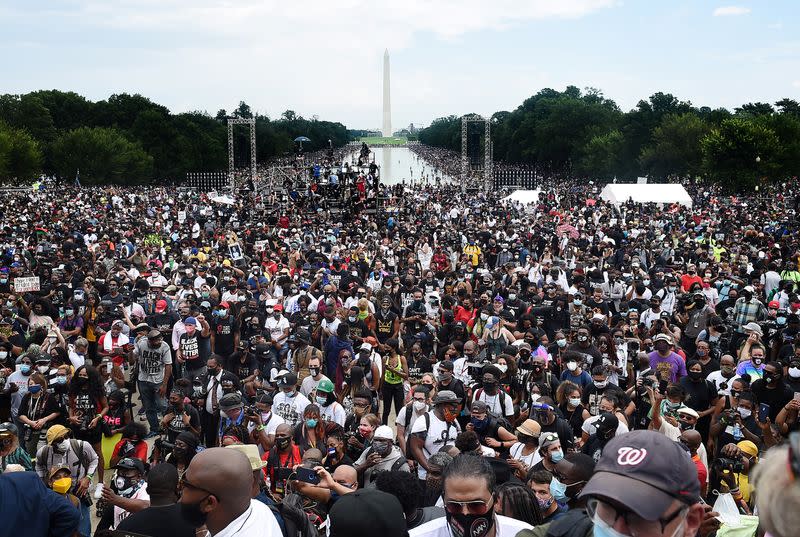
[464,245,481,267]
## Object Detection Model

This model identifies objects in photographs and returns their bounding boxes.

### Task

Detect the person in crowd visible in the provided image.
[409,390,462,483]
[408,454,534,537]
[354,424,410,487]
[67,364,108,482]
[0,421,33,471]
[0,469,80,537]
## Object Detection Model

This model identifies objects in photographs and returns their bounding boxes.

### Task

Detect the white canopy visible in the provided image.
[599,183,692,208]
[501,190,542,205]
[210,194,236,205]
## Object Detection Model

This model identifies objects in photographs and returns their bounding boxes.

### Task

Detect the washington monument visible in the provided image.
[382,49,391,137]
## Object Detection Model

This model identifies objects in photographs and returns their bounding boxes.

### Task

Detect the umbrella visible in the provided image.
[294,136,311,152]
[556,223,579,239]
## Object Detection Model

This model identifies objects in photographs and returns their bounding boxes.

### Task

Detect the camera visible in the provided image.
[244,405,259,416]
[714,457,745,473]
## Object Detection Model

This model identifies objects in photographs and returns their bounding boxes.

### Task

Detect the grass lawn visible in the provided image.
[358,136,408,145]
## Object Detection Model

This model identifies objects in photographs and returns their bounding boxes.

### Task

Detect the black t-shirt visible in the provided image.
[374,310,398,342]
[212,315,239,356]
[116,502,197,537]
[347,319,370,343]
[147,312,179,339]
[750,380,793,421]
[166,405,200,442]
[179,332,203,369]
[227,352,257,380]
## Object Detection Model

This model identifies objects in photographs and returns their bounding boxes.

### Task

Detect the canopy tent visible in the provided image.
[599,183,693,208]
[501,190,542,205]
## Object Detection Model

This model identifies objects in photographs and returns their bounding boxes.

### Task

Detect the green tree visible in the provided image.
[735,102,775,117]
[775,98,800,116]
[0,121,43,182]
[701,118,780,190]
[576,130,623,180]
[640,113,709,179]
[233,101,253,119]
[51,126,153,185]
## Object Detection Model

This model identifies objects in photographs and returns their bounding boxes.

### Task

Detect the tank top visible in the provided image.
[384,354,404,385]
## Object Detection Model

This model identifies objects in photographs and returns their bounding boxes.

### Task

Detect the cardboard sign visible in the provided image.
[254,240,268,252]
[229,243,243,261]
[178,210,187,223]
[13,276,40,292]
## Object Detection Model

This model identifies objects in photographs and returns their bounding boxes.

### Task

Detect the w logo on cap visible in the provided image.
[617,447,647,466]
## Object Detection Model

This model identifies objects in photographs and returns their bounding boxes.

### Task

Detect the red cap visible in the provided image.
[155,300,167,313]
[219,301,230,309]
[273,304,283,312]
[768,300,780,309]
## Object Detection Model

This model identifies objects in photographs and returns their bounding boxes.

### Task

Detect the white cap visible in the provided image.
[360,342,373,352]
[373,425,394,441]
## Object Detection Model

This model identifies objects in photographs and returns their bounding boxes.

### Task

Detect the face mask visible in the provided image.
[180,497,210,528]
[306,418,318,428]
[789,367,800,379]
[20,364,31,375]
[316,395,329,406]
[65,309,74,316]
[737,407,751,418]
[664,401,681,411]
[668,286,677,293]
[537,496,554,511]
[52,477,72,494]
[446,504,495,537]
[496,364,508,373]
[568,397,582,407]
[28,384,42,394]
[550,449,564,463]
[591,511,631,537]
[37,365,49,374]
[577,335,588,343]
[567,361,578,372]
[54,375,67,385]
[688,370,702,381]
[440,372,453,383]
[574,299,583,307]
[482,380,498,393]
[557,339,567,348]
[550,477,567,501]
[276,437,291,450]
[372,441,392,457]
[753,358,763,366]
[413,401,427,412]
[0,351,6,359]
[309,367,320,377]
[283,390,296,398]
[763,373,777,384]
[593,380,607,389]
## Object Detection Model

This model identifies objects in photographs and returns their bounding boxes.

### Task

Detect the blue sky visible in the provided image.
[2,1,798,130]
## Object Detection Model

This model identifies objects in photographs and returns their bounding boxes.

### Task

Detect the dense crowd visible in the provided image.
[1,152,800,537]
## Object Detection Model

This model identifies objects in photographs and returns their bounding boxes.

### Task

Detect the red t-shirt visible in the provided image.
[692,453,707,491]
[111,438,148,462]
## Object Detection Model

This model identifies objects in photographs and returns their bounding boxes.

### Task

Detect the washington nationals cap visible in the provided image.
[579,430,701,520]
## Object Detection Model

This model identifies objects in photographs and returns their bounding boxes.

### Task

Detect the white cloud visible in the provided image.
[792,81,800,88]
[3,0,618,127]
[713,6,751,16]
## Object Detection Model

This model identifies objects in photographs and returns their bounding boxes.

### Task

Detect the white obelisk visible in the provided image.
[382,49,392,137]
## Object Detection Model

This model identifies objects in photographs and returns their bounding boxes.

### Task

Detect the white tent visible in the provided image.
[599,183,692,208]
[501,190,542,205]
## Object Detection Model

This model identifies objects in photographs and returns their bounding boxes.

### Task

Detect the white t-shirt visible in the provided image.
[112,485,150,529]
[271,391,310,428]
[321,317,340,336]
[581,414,630,437]
[395,404,428,437]
[509,442,542,469]
[300,374,329,397]
[474,389,515,417]
[410,411,460,479]
[320,402,347,427]
[214,499,282,537]
[247,412,285,456]
[410,514,532,537]
[706,371,740,396]
[264,316,290,343]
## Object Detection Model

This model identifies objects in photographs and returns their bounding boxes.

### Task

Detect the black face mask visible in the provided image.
[482,381,498,394]
[276,437,291,450]
[180,496,210,528]
[446,501,496,537]
[688,370,702,381]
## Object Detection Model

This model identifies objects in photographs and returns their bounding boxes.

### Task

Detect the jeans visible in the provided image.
[138,380,166,433]
[79,502,90,537]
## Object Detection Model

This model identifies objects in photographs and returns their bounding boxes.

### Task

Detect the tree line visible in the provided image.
[0,91,349,185]
[418,86,800,190]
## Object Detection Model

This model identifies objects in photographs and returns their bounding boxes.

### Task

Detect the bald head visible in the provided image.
[332,465,358,488]
[187,447,253,509]
[680,430,702,453]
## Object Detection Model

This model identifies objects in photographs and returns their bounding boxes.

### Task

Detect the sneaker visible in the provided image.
[137,407,147,421]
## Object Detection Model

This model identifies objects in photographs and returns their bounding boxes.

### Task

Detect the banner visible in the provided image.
[13,276,40,292]
[254,240,268,252]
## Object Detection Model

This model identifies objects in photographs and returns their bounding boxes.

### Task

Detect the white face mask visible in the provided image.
[789,367,800,379]
[413,401,427,412]
[737,406,752,419]
[496,364,508,373]
[567,362,578,372]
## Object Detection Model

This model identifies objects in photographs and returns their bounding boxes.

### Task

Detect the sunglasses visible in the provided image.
[445,498,493,516]
[180,476,214,496]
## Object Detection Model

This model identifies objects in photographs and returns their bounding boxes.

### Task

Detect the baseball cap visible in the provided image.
[278,372,298,388]
[768,300,780,309]
[373,425,394,441]
[677,407,699,419]
[0,422,18,437]
[46,424,70,445]
[155,300,168,313]
[653,333,672,344]
[432,390,459,405]
[539,432,560,452]
[580,430,701,520]
[218,301,230,309]
[273,304,283,312]
[184,316,197,326]
[329,489,408,537]
[114,457,146,474]
[360,342,373,352]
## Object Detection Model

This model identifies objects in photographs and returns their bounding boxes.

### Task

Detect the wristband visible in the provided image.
[96,413,103,418]
[256,425,266,432]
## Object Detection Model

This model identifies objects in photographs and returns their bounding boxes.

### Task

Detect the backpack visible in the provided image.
[42,439,91,480]
[472,388,513,431]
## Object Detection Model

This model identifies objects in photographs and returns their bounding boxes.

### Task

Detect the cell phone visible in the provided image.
[794,392,800,402]
[295,466,320,485]
[658,380,668,394]
[758,403,770,423]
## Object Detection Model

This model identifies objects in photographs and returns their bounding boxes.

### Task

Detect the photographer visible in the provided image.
[110,422,148,468]
[709,391,761,457]
[160,386,201,442]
